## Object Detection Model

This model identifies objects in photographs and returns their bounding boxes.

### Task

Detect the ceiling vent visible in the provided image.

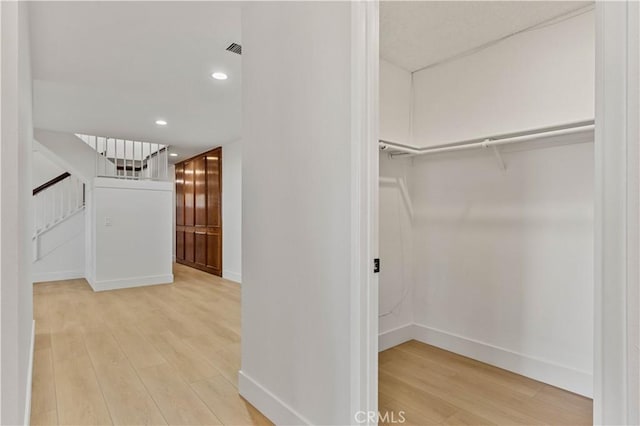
[225,43,242,55]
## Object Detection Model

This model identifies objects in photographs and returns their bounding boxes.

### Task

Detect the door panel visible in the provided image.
[195,232,207,266]
[184,232,195,263]
[206,232,221,273]
[175,163,185,226]
[184,161,195,226]
[195,156,207,227]
[176,230,184,260]
[206,149,221,227]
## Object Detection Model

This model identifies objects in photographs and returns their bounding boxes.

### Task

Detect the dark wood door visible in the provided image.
[175,147,222,276]
[175,163,185,260]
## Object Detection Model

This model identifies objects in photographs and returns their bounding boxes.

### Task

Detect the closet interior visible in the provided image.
[378,2,594,424]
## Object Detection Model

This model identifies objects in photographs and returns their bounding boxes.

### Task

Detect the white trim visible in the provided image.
[238,371,311,426]
[33,270,84,283]
[32,206,84,241]
[350,1,379,423]
[222,270,241,284]
[93,177,172,192]
[378,324,413,352]
[594,2,640,423]
[412,323,593,398]
[90,273,173,292]
[24,320,35,425]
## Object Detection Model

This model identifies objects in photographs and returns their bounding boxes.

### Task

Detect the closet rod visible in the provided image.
[380,121,594,157]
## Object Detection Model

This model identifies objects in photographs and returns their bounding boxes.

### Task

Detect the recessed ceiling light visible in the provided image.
[155,119,167,126]
[170,153,178,157]
[211,72,228,80]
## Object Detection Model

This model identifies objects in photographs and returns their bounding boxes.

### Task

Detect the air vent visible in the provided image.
[226,42,242,55]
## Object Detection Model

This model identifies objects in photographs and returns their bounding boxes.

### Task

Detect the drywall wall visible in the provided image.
[91,178,173,291]
[222,140,242,283]
[380,59,412,145]
[33,129,100,182]
[378,154,413,349]
[33,210,85,282]
[409,141,594,396]
[1,2,35,423]
[412,9,595,147]
[33,141,65,187]
[241,3,355,424]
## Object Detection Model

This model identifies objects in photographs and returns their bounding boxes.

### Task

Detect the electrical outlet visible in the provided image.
[105,217,112,227]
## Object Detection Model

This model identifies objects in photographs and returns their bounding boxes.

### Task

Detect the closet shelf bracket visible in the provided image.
[486,142,506,171]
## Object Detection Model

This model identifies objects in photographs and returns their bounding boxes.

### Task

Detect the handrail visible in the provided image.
[32,172,71,196]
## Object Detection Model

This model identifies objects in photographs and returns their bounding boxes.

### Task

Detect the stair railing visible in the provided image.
[33,173,85,236]
[76,134,169,181]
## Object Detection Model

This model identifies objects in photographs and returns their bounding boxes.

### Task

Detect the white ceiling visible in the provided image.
[29,2,242,160]
[380,1,593,72]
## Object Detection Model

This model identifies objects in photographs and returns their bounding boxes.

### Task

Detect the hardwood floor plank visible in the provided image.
[379,341,592,426]
[137,362,222,425]
[441,410,496,426]
[190,374,273,426]
[53,356,112,425]
[84,331,167,425]
[31,409,58,426]
[146,330,222,384]
[31,348,57,416]
[109,326,166,370]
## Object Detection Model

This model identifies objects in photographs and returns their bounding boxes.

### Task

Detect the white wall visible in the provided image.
[378,155,413,348]
[33,210,85,282]
[33,141,65,187]
[91,178,173,291]
[222,140,242,283]
[410,142,594,396]
[1,2,34,423]
[33,128,102,182]
[379,59,412,145]
[412,10,595,147]
[241,3,355,424]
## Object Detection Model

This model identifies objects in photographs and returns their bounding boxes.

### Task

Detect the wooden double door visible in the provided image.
[175,147,222,276]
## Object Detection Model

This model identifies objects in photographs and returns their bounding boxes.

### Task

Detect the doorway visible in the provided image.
[366,1,640,425]
[175,148,223,276]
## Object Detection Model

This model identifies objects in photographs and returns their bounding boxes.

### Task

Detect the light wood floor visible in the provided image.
[379,341,593,425]
[31,263,272,426]
[32,263,592,425]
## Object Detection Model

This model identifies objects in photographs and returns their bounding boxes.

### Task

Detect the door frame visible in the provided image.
[356,1,640,424]
[594,1,640,424]
[350,1,379,424]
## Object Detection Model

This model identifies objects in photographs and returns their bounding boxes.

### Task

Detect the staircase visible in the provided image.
[32,171,86,282]
[33,172,85,237]
[32,129,173,286]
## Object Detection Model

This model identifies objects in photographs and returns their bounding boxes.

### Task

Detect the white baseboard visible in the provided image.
[223,270,242,284]
[33,270,84,283]
[90,274,174,292]
[24,319,35,425]
[238,370,311,425]
[412,323,593,398]
[379,323,413,352]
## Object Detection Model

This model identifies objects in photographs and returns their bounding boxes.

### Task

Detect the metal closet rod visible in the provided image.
[379,120,595,157]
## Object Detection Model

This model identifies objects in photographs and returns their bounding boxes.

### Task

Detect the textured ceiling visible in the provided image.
[29,2,242,160]
[380,1,593,72]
